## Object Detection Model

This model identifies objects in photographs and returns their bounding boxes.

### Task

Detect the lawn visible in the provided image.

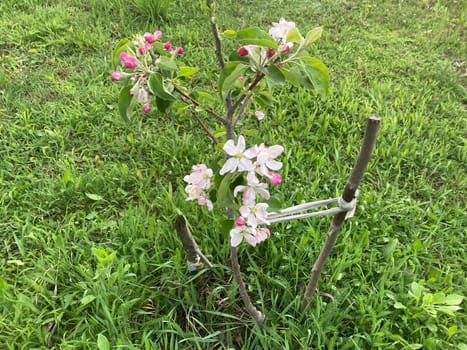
[0,0,466,349]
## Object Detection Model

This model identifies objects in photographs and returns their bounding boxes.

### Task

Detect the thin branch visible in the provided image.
[230,246,265,324]
[206,0,225,70]
[231,72,264,112]
[173,84,225,123]
[233,94,253,128]
[189,108,219,144]
[175,215,214,269]
[300,116,381,311]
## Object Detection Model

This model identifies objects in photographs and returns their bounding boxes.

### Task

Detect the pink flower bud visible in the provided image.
[119,52,129,60]
[119,52,139,69]
[197,196,207,205]
[137,47,146,55]
[142,103,151,113]
[266,48,276,57]
[111,71,123,81]
[238,76,245,81]
[154,30,162,40]
[269,172,282,185]
[237,46,249,56]
[144,32,156,43]
[278,43,292,54]
[163,41,173,51]
[175,47,184,55]
[236,216,246,226]
[129,89,135,96]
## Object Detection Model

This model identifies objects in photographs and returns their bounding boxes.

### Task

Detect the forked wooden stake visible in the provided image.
[175,215,214,270]
[300,116,381,311]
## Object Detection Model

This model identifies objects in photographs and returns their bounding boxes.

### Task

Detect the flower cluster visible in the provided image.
[184,164,214,211]
[221,135,283,247]
[184,135,283,248]
[111,30,184,114]
[236,18,296,66]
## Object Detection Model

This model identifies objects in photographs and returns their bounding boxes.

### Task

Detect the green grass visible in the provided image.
[1,0,466,349]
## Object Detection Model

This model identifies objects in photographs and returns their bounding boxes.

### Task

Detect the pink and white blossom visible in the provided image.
[255,145,284,176]
[269,17,296,44]
[137,87,149,103]
[234,172,270,202]
[230,226,257,247]
[239,202,269,228]
[220,135,254,175]
[255,227,271,243]
[184,164,214,211]
[255,111,265,120]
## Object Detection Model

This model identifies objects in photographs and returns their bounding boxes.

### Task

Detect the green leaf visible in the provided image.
[410,282,424,300]
[149,73,176,101]
[236,28,278,49]
[265,64,285,85]
[435,305,461,316]
[85,193,103,201]
[448,325,458,337]
[444,294,464,306]
[299,56,330,95]
[97,334,110,350]
[393,301,406,309]
[279,66,314,89]
[155,96,173,113]
[112,38,130,66]
[304,27,323,48]
[158,56,178,71]
[63,169,73,185]
[223,29,236,38]
[191,87,217,104]
[81,294,96,306]
[253,91,275,108]
[178,66,199,77]
[218,62,247,93]
[118,86,134,122]
[286,27,303,44]
[216,173,238,209]
[0,278,8,290]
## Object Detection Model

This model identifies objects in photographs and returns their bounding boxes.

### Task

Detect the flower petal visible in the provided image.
[230,229,243,247]
[220,158,239,175]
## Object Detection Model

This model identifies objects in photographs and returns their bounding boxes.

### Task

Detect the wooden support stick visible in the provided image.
[300,116,381,311]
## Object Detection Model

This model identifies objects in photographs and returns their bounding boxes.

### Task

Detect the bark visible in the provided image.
[175,215,214,270]
[300,116,381,311]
